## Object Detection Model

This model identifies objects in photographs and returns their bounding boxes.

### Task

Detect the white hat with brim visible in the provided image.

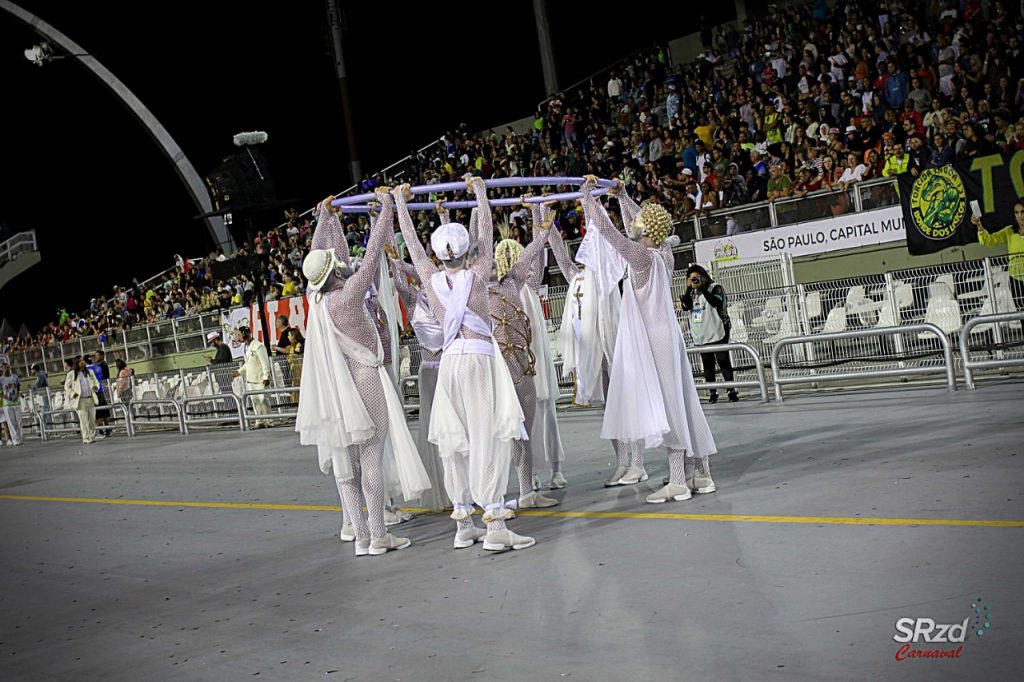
[206,331,221,343]
[431,223,470,261]
[303,249,338,293]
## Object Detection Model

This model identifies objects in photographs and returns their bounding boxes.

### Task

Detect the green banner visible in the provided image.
[899,151,1024,255]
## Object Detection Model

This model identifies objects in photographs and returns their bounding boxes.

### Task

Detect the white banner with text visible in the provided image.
[694,205,905,265]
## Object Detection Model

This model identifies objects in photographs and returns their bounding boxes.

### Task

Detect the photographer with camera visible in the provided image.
[681,265,738,404]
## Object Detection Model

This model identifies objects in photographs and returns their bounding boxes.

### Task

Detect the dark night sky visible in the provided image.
[1,1,733,332]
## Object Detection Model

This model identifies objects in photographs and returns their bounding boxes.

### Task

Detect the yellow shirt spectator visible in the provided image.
[973,208,1024,309]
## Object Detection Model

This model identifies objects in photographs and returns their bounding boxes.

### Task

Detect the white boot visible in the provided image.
[354,538,370,557]
[690,456,717,494]
[483,529,536,551]
[369,533,412,555]
[604,466,628,487]
[646,483,692,504]
[383,507,414,526]
[454,526,487,549]
[617,465,649,485]
[518,491,559,508]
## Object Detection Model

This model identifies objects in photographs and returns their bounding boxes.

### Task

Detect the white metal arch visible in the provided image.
[1,0,236,254]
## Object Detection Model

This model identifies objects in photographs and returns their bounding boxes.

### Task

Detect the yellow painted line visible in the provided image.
[0,494,1022,528]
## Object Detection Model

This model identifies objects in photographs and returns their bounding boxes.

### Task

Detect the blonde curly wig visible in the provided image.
[495,238,524,280]
[637,201,674,246]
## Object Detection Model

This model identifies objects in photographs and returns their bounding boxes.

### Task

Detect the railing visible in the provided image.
[126,398,185,434]
[690,177,898,242]
[240,387,299,430]
[959,312,1024,390]
[686,342,769,403]
[0,229,37,265]
[770,324,956,401]
[181,393,245,434]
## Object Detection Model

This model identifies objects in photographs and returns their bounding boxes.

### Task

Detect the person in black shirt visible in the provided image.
[207,332,233,364]
[273,315,303,355]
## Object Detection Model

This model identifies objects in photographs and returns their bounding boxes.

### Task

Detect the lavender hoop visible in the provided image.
[331,176,616,213]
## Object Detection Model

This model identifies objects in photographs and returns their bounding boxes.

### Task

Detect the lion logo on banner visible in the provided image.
[909,167,966,240]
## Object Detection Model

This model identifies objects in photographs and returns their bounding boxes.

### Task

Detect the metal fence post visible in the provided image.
[885,272,906,369]
[982,258,1005,352]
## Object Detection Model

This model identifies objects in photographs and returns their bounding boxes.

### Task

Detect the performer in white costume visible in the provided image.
[579,176,718,503]
[521,201,568,491]
[489,213,559,509]
[387,244,450,512]
[295,190,431,556]
[549,189,645,486]
[394,179,538,551]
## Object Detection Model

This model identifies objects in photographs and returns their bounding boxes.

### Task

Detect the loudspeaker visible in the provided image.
[204,149,276,211]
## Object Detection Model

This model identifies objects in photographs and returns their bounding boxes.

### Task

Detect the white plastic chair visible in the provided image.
[821,305,848,334]
[804,291,823,320]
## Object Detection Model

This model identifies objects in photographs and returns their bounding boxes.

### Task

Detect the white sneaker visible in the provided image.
[690,456,717,494]
[549,472,567,489]
[383,507,414,526]
[646,483,692,504]
[617,465,649,485]
[604,466,628,487]
[339,523,355,542]
[354,538,370,556]
[483,529,536,551]
[369,533,412,555]
[518,491,559,508]
[453,526,487,549]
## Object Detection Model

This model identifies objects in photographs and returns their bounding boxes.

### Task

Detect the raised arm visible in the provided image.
[468,207,479,249]
[581,176,651,272]
[546,220,579,281]
[390,259,417,309]
[525,202,549,289]
[394,185,438,282]
[612,181,643,238]
[504,229,551,288]
[311,198,350,264]
[391,256,420,283]
[340,189,393,308]
[468,178,494,279]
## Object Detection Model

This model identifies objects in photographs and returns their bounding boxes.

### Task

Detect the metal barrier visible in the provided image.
[770,324,956,401]
[98,403,134,439]
[686,342,769,403]
[181,393,245,434]
[126,399,185,434]
[959,312,1024,390]
[240,387,299,430]
[20,410,44,441]
[40,409,83,440]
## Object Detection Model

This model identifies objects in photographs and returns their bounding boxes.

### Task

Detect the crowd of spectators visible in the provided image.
[11,0,1024,352]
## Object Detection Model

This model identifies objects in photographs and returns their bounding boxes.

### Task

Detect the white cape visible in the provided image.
[295,294,432,500]
[521,284,565,465]
[600,254,717,457]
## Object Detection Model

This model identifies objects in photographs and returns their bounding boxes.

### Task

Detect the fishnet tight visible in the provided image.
[334,359,390,539]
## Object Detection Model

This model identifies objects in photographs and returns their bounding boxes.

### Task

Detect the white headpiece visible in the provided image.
[430,223,470,261]
[302,249,338,293]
